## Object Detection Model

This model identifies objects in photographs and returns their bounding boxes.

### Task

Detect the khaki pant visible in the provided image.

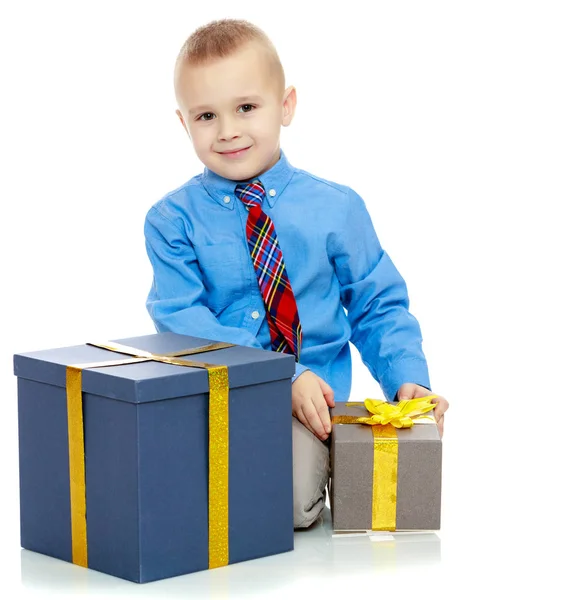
[292,416,330,528]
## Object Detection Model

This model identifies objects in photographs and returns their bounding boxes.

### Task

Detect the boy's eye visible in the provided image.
[199,112,215,121]
[239,104,255,113]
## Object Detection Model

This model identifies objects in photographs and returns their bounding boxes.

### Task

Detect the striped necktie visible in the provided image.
[234,179,302,360]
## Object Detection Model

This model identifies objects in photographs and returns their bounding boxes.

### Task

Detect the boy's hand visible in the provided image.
[397,383,449,438]
[292,371,336,441]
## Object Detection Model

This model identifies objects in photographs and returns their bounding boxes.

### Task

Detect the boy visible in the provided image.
[144,18,449,529]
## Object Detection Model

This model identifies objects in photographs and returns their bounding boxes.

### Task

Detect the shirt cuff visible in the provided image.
[384,358,431,403]
[292,361,310,383]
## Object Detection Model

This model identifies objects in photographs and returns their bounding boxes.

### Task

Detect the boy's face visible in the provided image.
[175,41,296,182]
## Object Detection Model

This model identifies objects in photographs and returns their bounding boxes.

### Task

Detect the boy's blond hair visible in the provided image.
[174,18,286,94]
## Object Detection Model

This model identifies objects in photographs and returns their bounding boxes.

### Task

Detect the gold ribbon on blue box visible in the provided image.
[332,395,438,531]
[65,340,234,570]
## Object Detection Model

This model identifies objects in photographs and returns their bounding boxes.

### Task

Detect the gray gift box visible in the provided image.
[329,402,442,532]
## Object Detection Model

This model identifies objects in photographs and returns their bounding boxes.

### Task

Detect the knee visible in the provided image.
[292,463,329,528]
[291,417,331,528]
[293,488,327,528]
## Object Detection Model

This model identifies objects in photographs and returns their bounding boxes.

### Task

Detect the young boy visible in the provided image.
[144,18,449,529]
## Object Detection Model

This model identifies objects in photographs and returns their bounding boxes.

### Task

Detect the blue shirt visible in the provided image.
[144,149,431,402]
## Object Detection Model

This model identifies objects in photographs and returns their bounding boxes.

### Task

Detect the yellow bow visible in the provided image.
[353,395,438,428]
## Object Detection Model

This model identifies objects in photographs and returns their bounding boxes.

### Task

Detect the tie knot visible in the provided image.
[234,179,265,209]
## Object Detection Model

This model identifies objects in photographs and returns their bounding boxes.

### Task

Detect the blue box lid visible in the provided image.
[13,332,295,404]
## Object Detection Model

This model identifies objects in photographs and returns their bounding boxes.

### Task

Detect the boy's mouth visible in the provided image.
[217,146,252,158]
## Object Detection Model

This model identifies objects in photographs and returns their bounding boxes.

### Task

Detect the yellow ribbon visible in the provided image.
[65,340,234,570]
[342,396,437,427]
[332,395,438,531]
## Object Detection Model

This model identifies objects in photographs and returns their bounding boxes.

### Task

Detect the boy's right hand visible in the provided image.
[292,371,336,441]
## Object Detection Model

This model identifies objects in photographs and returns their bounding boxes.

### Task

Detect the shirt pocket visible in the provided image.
[194,242,248,312]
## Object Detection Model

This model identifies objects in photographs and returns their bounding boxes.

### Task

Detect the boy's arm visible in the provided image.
[330,188,431,402]
[144,206,309,381]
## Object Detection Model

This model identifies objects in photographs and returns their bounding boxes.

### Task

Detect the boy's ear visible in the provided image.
[281,86,297,126]
[176,109,191,137]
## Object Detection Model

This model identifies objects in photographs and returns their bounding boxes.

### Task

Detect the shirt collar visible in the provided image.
[201,148,295,210]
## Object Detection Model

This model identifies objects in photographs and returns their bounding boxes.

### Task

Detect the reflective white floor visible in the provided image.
[16,508,441,599]
[9,497,571,600]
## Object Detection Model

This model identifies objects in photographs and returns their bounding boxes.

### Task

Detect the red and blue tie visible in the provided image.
[235,179,302,360]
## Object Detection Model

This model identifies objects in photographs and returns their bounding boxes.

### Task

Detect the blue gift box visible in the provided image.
[14,332,295,583]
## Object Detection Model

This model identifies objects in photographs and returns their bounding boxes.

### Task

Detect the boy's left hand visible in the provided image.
[397,383,449,438]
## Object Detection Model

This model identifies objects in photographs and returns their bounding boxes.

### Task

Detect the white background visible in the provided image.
[1,1,572,597]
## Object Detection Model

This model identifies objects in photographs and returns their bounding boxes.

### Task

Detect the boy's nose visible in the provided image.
[218,130,241,142]
[217,117,241,142]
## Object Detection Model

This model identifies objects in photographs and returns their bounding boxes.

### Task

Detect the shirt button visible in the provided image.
[268,189,276,197]
[251,310,260,319]
[223,196,231,203]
